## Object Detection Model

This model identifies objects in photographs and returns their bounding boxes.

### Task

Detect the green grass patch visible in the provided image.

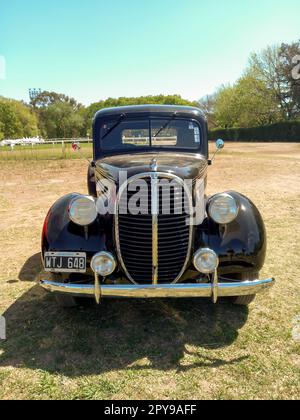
[0,142,92,161]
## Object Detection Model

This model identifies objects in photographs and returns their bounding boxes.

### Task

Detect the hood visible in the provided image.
[94,152,208,183]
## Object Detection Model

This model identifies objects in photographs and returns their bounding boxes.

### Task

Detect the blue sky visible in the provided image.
[0,0,299,105]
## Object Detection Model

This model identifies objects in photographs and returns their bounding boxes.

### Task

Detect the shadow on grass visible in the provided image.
[0,255,249,377]
[18,253,43,282]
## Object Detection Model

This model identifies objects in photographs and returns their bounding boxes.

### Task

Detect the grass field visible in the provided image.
[0,143,299,400]
[0,142,92,161]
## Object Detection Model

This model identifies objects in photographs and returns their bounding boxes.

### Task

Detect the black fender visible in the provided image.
[41,194,112,262]
[194,191,267,275]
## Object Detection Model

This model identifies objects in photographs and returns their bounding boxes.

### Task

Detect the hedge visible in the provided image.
[209,121,300,142]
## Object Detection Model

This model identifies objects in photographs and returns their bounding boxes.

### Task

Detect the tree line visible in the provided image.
[0,40,299,141]
[200,40,300,129]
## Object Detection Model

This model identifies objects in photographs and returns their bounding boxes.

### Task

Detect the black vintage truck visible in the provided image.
[40,105,274,307]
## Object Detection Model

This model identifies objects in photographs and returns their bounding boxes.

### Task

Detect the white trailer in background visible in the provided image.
[0,137,45,147]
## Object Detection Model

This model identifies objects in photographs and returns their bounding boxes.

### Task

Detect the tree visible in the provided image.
[0,101,22,138]
[83,95,199,136]
[248,41,300,120]
[10,100,39,137]
[41,102,85,138]
[198,94,217,129]
[31,91,84,138]
[213,74,280,129]
[279,41,300,116]
[0,121,4,140]
[235,74,280,126]
[0,97,38,139]
[30,91,82,110]
[213,85,240,128]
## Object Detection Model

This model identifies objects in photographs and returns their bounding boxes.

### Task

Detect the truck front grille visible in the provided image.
[116,174,192,285]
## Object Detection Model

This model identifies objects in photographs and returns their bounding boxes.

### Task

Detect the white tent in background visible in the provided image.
[0,137,45,147]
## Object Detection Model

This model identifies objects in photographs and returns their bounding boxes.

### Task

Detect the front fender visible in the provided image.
[41,194,109,259]
[195,191,267,275]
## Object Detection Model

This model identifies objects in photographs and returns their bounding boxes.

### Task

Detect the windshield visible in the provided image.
[100,119,201,152]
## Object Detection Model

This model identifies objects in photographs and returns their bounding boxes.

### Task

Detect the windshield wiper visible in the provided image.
[101,113,126,140]
[153,112,177,138]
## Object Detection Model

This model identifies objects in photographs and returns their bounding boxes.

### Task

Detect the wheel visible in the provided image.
[231,272,258,306]
[49,273,78,308]
[233,294,256,306]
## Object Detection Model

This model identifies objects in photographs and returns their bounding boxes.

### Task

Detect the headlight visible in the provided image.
[69,195,98,226]
[91,252,116,276]
[208,193,239,224]
[194,248,219,274]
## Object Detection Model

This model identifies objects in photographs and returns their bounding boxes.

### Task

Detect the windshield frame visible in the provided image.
[95,116,205,158]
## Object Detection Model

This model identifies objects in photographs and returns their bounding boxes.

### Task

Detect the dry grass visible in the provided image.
[0,143,299,400]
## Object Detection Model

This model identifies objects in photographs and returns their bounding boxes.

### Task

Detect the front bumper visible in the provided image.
[40,277,275,303]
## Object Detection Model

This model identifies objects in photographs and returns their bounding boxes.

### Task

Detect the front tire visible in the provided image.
[231,272,258,306]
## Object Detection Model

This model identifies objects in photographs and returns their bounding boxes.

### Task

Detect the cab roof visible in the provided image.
[94,105,206,122]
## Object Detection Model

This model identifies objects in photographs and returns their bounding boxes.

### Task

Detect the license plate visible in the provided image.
[44,252,86,273]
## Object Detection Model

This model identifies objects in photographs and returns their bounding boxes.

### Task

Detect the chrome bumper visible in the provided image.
[40,278,275,303]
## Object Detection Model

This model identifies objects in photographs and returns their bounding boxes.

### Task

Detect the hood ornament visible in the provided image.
[150,158,158,172]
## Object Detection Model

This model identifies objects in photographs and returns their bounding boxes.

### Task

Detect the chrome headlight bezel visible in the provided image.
[193,248,219,274]
[91,252,117,277]
[208,193,239,225]
[69,195,98,226]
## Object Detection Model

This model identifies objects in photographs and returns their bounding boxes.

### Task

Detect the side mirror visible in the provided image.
[216,139,225,150]
[209,139,225,165]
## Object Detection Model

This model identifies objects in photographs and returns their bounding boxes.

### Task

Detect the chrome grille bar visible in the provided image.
[151,174,159,285]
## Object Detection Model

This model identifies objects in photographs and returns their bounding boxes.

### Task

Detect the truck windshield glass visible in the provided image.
[100,119,201,151]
